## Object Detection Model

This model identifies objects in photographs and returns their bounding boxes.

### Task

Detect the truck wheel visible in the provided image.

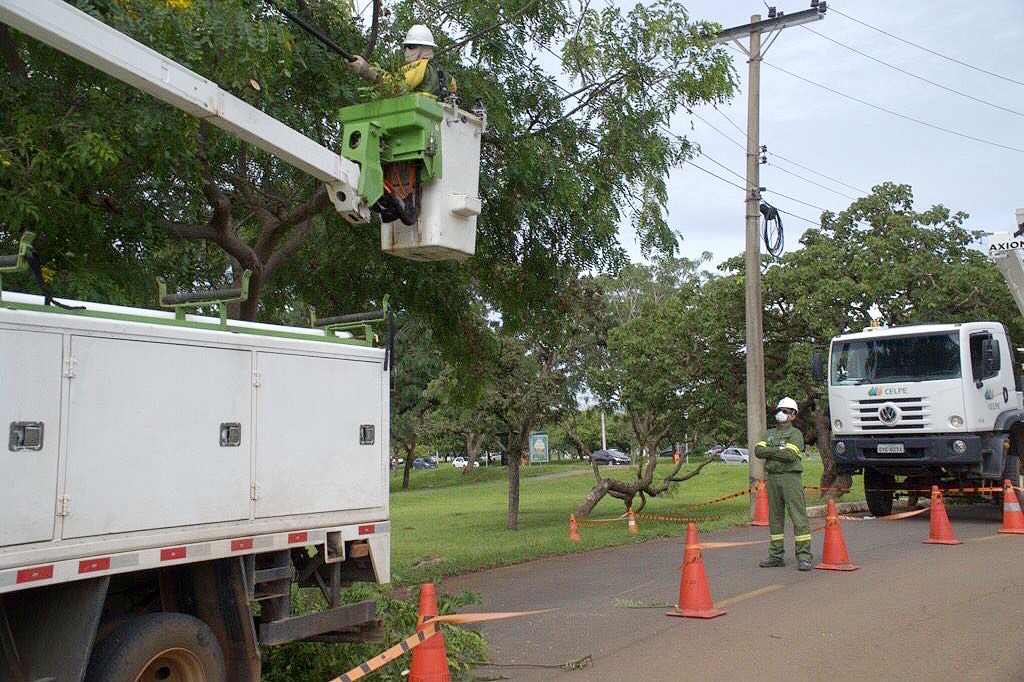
[85,612,225,682]
[864,468,894,517]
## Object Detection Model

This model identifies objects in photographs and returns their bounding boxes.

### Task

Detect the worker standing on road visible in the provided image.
[401,25,456,99]
[756,397,813,571]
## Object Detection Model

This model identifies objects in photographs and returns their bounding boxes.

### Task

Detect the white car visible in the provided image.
[718,447,750,464]
[452,457,479,469]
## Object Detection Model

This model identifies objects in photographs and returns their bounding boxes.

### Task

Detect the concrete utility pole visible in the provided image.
[712,3,826,517]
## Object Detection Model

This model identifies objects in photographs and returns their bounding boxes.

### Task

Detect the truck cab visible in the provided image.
[828,322,1024,516]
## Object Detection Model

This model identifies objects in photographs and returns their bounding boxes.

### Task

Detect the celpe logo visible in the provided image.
[869,386,909,397]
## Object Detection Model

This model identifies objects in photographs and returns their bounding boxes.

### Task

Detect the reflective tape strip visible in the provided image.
[784,443,803,457]
[756,441,768,447]
[1005,502,1022,512]
[794,534,813,543]
[770,534,785,541]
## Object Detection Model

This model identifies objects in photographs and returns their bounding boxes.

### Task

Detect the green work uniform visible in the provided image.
[755,424,812,562]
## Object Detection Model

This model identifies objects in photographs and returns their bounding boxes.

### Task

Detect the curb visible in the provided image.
[806,501,868,518]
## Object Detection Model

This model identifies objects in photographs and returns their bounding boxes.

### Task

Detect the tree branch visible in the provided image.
[0,24,25,79]
[362,0,382,60]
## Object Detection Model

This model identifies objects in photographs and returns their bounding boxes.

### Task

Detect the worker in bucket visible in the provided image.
[401,24,456,99]
[755,397,813,570]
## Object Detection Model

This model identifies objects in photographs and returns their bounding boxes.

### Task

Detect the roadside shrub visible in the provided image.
[261,583,488,681]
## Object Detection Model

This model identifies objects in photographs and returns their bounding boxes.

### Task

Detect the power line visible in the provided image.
[527,33,838,233]
[711,105,870,195]
[829,5,1024,89]
[802,25,1024,118]
[762,187,830,214]
[689,110,748,152]
[765,162,858,201]
[775,207,820,227]
[684,162,748,191]
[762,60,1024,155]
[766,152,869,195]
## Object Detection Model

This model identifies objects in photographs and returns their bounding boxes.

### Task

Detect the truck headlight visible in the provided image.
[952,439,968,454]
[834,441,847,455]
[949,415,964,428]
[833,419,843,430]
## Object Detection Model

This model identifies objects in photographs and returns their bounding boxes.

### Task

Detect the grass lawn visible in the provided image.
[389,457,864,585]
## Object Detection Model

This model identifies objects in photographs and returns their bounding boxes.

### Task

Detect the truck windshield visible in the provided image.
[830,332,961,385]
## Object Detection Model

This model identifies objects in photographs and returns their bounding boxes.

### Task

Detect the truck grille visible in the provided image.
[851,397,931,432]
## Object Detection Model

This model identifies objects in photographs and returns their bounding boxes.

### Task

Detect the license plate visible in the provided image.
[877,443,905,454]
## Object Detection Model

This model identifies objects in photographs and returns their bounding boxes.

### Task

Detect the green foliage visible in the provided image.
[260,584,488,681]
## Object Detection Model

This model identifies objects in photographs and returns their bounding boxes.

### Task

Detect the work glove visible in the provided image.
[347,55,380,82]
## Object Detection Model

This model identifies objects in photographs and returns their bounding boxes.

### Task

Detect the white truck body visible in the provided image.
[0,292,391,594]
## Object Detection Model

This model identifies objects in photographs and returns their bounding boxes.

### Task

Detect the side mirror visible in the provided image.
[810,350,825,383]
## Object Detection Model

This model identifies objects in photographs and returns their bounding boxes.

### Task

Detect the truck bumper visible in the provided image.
[832,432,1009,476]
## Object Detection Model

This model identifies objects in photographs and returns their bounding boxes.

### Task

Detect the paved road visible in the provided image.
[442,504,1023,681]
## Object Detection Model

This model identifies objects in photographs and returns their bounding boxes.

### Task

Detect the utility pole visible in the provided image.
[712,3,826,518]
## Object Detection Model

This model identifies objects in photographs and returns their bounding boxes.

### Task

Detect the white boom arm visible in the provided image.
[985,208,1024,316]
[0,0,370,223]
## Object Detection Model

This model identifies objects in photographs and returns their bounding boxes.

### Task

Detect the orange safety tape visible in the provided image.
[677,485,759,508]
[876,507,930,520]
[576,514,627,528]
[633,512,723,524]
[327,610,551,682]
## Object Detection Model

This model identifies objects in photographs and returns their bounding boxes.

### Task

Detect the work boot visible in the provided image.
[797,560,813,571]
[759,558,785,568]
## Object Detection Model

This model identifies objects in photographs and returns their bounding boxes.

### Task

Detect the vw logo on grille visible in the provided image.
[878,402,900,424]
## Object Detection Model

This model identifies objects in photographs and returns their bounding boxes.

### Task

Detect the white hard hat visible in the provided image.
[404,24,437,48]
[776,397,799,413]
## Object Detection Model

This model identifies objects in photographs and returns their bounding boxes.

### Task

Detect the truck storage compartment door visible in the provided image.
[0,329,63,546]
[63,337,252,538]
[254,352,383,518]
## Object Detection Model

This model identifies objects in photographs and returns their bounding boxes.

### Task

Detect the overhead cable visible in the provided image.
[802,25,1024,118]
[762,60,1024,155]
[829,5,1024,89]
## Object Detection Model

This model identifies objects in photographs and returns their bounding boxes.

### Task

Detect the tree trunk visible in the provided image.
[505,425,529,530]
[401,440,415,489]
[464,431,485,475]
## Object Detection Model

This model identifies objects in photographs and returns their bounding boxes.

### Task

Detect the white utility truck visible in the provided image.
[0,1,483,680]
[825,208,1024,517]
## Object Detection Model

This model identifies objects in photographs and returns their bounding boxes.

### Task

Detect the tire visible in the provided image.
[85,613,226,682]
[864,468,894,517]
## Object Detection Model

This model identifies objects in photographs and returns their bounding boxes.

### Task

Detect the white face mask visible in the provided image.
[404,45,433,63]
[775,411,790,424]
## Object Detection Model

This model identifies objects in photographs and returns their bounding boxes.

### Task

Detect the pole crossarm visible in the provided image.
[0,0,370,223]
[711,6,826,45]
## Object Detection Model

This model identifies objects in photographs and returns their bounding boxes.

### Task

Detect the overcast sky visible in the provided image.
[618,0,1024,267]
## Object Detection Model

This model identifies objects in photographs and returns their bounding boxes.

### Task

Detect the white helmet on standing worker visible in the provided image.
[776,397,799,413]
[775,397,798,424]
[403,24,437,48]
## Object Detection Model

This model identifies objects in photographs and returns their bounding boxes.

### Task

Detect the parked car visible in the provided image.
[591,449,631,465]
[452,456,479,469]
[412,457,437,469]
[718,447,749,464]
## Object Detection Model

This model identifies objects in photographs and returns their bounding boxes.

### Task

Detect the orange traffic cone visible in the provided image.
[750,480,769,527]
[409,583,450,682]
[569,513,582,542]
[815,499,859,571]
[627,509,639,535]
[999,479,1024,534]
[923,485,962,545]
[666,523,726,619]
